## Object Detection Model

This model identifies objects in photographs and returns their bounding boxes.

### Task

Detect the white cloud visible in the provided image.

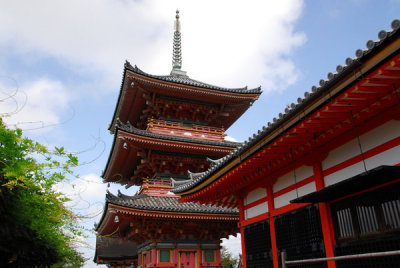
[222,234,242,257]
[225,135,239,142]
[0,77,72,132]
[0,0,305,93]
[56,173,107,220]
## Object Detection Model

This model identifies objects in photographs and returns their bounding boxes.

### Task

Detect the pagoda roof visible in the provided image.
[109,62,262,133]
[95,189,239,243]
[102,120,241,185]
[172,19,400,197]
[105,190,238,215]
[126,61,262,94]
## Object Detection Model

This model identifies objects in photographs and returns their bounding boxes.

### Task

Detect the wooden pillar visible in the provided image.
[196,249,201,268]
[313,162,336,268]
[198,244,203,267]
[151,248,157,267]
[172,244,178,267]
[266,183,279,268]
[216,247,221,268]
[236,191,247,268]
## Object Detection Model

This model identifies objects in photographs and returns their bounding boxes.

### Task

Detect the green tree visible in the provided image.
[0,118,85,267]
[221,246,238,268]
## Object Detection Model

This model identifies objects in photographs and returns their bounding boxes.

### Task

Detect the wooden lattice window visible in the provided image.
[331,182,400,241]
[204,250,214,263]
[159,250,170,263]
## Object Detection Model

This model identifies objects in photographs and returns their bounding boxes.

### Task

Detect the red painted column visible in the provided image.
[151,248,157,267]
[266,183,279,268]
[236,191,247,268]
[216,247,221,268]
[198,244,203,267]
[172,244,178,267]
[313,162,336,268]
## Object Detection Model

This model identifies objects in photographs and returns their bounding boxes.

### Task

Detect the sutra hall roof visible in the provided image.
[172,19,400,195]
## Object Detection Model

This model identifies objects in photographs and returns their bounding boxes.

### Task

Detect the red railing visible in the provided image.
[148,118,224,133]
[146,118,226,142]
[142,178,172,187]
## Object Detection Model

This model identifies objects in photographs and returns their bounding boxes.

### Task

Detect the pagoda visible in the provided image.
[94,10,261,268]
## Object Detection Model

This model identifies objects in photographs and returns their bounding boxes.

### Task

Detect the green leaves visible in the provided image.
[54,146,65,155]
[0,118,85,266]
[221,246,239,268]
[67,154,79,166]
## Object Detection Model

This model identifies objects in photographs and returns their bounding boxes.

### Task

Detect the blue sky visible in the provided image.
[1,0,400,266]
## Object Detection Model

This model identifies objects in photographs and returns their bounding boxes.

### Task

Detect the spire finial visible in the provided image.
[171,9,187,76]
[175,9,180,31]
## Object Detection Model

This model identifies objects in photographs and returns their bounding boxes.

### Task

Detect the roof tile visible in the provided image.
[106,191,238,214]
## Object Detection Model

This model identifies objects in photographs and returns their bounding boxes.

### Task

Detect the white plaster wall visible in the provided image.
[273,172,294,193]
[244,187,267,206]
[273,165,313,193]
[297,181,317,197]
[324,162,365,186]
[296,165,314,181]
[274,182,316,208]
[360,120,400,151]
[244,201,268,219]
[365,145,400,169]
[274,189,297,208]
[322,139,359,170]
[323,120,400,186]
[325,145,400,186]
[323,120,400,170]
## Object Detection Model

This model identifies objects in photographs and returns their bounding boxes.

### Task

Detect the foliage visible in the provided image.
[221,246,238,268]
[0,118,85,267]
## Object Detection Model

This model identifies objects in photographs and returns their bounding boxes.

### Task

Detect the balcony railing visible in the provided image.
[147,118,226,142]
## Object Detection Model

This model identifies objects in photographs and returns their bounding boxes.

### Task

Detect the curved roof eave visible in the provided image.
[108,61,262,133]
[101,120,242,181]
[105,190,239,215]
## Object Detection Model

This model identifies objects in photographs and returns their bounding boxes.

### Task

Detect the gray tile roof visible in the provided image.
[171,19,400,194]
[125,61,262,94]
[116,119,241,148]
[106,190,238,214]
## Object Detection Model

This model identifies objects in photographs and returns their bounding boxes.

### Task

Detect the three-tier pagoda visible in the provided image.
[94,11,261,268]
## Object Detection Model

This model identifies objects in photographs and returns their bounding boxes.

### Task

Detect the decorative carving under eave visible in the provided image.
[119,216,238,243]
[129,152,209,186]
